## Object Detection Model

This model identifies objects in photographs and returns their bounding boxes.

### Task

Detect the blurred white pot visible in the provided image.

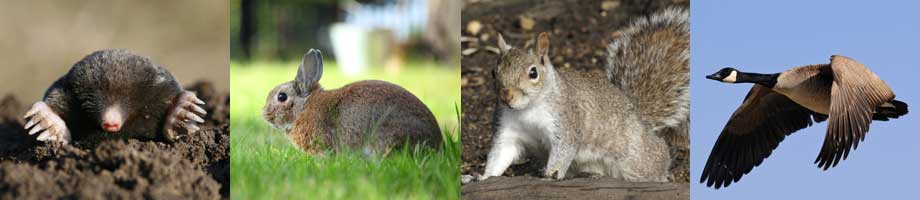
[329,23,394,76]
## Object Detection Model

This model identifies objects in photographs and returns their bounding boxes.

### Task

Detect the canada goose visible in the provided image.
[700,55,909,189]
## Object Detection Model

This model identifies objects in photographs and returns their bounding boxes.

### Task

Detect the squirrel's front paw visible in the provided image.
[24,102,71,144]
[543,165,568,180]
[164,91,207,141]
[477,174,492,181]
[543,169,561,180]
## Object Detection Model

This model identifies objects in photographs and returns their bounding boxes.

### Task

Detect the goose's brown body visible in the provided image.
[701,55,908,189]
[773,64,833,114]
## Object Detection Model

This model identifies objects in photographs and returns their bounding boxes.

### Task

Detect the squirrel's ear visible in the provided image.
[294,49,323,96]
[536,32,550,57]
[497,33,511,55]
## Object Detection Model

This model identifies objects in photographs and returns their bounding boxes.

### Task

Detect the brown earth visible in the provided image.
[0,81,229,199]
[460,0,690,197]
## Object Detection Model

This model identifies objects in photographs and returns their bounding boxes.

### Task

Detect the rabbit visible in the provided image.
[481,7,689,182]
[262,49,443,154]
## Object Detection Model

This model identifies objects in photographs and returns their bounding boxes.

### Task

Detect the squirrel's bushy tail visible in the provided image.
[606,7,689,132]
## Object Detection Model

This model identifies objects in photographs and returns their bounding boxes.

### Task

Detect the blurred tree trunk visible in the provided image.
[425,0,461,66]
[240,0,254,60]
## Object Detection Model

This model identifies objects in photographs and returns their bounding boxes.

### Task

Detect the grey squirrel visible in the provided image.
[482,7,689,181]
[24,49,207,144]
[262,49,442,154]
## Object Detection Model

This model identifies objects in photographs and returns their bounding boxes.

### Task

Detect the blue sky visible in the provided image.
[691,0,920,199]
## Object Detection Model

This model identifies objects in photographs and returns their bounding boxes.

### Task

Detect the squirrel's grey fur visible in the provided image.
[482,7,689,182]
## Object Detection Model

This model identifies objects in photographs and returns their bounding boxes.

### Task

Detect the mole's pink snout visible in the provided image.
[101,106,124,133]
[102,121,121,132]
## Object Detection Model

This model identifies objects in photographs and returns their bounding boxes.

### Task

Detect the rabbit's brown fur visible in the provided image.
[290,80,442,153]
[264,49,442,154]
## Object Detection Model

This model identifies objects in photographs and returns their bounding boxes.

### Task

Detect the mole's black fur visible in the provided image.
[43,49,184,141]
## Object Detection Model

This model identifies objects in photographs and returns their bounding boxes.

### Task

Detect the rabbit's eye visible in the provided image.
[528,65,538,80]
[277,92,288,102]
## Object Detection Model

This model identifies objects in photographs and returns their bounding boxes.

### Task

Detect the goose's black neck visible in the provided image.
[737,72,780,88]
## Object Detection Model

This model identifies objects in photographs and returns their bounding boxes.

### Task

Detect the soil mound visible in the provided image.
[0,81,229,199]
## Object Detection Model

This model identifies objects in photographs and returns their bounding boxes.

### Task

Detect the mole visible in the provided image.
[24,49,207,144]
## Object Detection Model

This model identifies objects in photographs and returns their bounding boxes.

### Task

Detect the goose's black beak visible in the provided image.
[705,73,721,81]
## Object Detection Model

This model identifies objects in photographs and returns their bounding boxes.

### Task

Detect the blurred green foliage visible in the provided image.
[230,0,340,61]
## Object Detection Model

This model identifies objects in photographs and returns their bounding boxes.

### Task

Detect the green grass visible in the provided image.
[230,60,460,200]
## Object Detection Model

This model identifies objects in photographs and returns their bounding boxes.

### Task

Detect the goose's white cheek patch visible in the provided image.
[723,71,738,83]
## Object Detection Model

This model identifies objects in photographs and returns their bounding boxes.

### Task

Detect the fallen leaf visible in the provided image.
[519,16,536,30]
[467,20,483,35]
[462,48,479,56]
[601,1,621,10]
[460,36,478,43]
[484,46,501,54]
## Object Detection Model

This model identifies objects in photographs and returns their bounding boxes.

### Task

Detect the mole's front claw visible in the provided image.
[23,102,71,145]
[164,91,208,141]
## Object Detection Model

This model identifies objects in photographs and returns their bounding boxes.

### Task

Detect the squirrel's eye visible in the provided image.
[277,92,288,102]
[528,66,538,80]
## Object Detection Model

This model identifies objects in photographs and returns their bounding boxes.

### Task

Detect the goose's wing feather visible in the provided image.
[816,55,894,169]
[701,85,822,188]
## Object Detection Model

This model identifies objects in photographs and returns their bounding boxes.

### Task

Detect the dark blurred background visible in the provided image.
[230,0,460,72]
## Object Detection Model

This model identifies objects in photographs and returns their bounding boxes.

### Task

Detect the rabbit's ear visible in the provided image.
[294,49,324,96]
[497,33,512,55]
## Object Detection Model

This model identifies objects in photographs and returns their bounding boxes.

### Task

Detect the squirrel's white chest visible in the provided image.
[498,101,560,148]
